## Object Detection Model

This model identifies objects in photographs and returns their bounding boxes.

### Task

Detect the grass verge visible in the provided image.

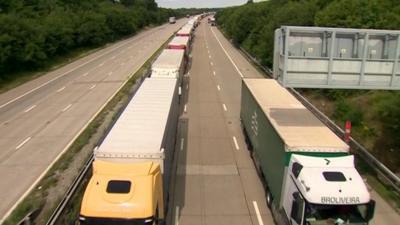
[1,32,174,225]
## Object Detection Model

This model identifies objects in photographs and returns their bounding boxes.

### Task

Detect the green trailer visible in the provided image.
[240,79,375,225]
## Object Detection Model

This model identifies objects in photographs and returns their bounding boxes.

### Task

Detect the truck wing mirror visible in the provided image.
[366,200,375,221]
[292,192,300,200]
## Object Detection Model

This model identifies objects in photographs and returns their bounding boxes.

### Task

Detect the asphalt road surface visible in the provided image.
[0,19,187,222]
[171,19,400,225]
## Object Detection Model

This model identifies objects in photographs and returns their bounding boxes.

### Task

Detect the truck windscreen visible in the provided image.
[305,203,368,225]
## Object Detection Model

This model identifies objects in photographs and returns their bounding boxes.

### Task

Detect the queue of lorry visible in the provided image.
[78,16,196,225]
[78,14,376,225]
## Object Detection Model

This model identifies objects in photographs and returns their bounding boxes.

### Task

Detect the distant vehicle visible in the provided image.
[169,16,176,24]
[240,79,376,225]
[209,17,216,26]
[186,14,190,18]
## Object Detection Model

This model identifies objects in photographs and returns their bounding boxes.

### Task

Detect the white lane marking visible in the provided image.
[175,206,180,225]
[188,72,190,76]
[24,105,37,113]
[16,137,31,150]
[180,138,184,151]
[184,104,187,113]
[90,84,96,90]
[62,104,72,112]
[111,56,116,60]
[213,71,216,76]
[56,86,66,93]
[209,55,211,59]
[253,201,265,225]
[210,62,213,66]
[83,72,89,77]
[217,85,221,91]
[99,62,104,67]
[232,136,239,150]
[108,71,113,76]
[0,30,151,110]
[179,86,182,96]
[222,103,227,111]
[211,28,244,78]
[186,84,189,90]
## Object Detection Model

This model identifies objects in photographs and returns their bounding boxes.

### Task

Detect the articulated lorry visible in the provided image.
[240,79,375,225]
[79,78,179,225]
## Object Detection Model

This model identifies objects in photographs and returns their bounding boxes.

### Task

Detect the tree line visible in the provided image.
[216,0,400,171]
[0,0,180,80]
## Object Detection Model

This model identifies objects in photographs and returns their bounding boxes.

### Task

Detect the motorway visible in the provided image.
[171,19,400,225]
[0,19,187,221]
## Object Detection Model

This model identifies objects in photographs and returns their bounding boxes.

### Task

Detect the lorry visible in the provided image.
[169,16,176,24]
[240,79,375,225]
[151,49,186,80]
[79,78,180,225]
[167,36,190,53]
[176,24,193,38]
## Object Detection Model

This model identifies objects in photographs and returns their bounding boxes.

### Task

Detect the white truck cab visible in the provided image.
[283,155,375,225]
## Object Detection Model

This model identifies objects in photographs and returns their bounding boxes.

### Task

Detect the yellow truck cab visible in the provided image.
[79,160,164,225]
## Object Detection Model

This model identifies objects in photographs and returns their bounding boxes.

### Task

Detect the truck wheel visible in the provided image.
[266,189,273,209]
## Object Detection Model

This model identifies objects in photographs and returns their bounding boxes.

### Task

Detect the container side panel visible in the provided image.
[240,81,286,206]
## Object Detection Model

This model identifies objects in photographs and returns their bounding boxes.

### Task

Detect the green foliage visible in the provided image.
[0,0,172,78]
[333,99,363,126]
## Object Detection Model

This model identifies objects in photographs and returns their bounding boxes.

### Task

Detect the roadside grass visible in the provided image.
[1,32,173,225]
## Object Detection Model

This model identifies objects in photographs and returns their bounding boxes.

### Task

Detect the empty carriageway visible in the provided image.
[171,19,273,225]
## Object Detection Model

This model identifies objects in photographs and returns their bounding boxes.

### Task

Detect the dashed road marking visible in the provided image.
[209,55,211,59]
[16,137,31,150]
[62,104,72,112]
[90,84,96,90]
[108,71,113,76]
[184,104,187,113]
[210,62,213,66]
[24,105,36,113]
[180,138,184,151]
[253,201,264,225]
[217,85,221,91]
[222,103,227,111]
[111,56,116,60]
[99,63,104,67]
[232,136,239,150]
[213,71,216,76]
[211,28,244,78]
[56,86,65,93]
[175,206,180,225]
[83,72,89,77]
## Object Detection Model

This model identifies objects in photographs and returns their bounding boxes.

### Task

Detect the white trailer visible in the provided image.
[177,24,193,37]
[168,36,190,53]
[95,78,179,173]
[151,49,185,80]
